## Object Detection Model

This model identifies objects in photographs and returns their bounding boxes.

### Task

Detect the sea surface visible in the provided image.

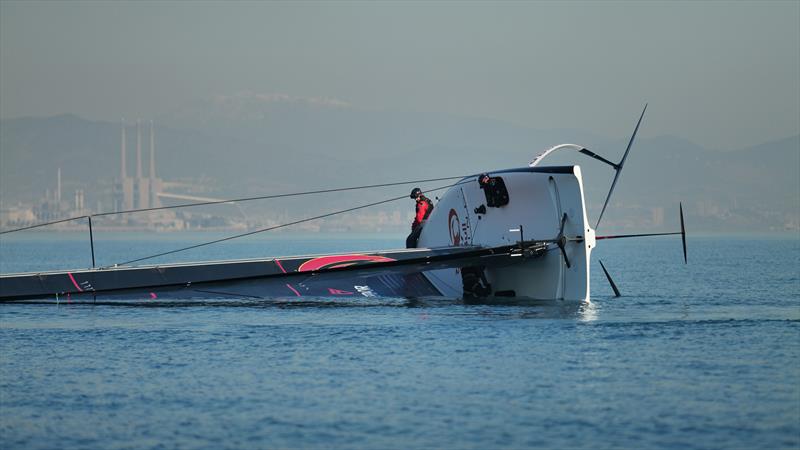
[1,233,798,449]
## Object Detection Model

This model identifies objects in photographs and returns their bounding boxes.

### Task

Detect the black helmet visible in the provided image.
[410,187,422,199]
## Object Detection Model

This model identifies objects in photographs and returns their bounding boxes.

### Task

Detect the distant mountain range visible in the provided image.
[1,95,798,232]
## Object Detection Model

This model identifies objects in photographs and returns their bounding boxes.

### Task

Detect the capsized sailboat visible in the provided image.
[0,105,686,303]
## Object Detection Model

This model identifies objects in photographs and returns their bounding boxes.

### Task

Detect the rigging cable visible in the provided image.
[112,179,473,267]
[0,175,468,235]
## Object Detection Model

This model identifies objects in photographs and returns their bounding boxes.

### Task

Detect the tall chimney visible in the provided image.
[136,119,142,179]
[121,119,127,179]
[149,120,156,178]
[56,167,62,204]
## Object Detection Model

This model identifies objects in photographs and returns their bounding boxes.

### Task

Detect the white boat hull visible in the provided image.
[418,166,595,301]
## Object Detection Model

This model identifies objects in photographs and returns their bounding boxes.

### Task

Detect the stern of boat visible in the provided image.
[417,165,593,301]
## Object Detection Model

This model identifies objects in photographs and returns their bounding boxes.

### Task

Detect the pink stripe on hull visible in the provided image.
[67,273,83,292]
[286,284,301,297]
[275,259,300,297]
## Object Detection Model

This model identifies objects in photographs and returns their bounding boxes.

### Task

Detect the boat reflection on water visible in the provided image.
[459,296,599,321]
[18,293,599,321]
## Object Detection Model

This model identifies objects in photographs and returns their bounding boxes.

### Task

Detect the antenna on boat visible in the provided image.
[595,103,647,230]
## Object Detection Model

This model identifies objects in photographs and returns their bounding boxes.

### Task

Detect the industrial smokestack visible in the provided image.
[150,120,156,179]
[75,189,84,211]
[121,119,127,179]
[56,167,62,204]
[136,119,143,179]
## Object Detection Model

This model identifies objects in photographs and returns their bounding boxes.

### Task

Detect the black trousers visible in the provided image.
[406,225,423,248]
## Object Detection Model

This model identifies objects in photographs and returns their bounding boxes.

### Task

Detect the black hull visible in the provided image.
[1,245,520,302]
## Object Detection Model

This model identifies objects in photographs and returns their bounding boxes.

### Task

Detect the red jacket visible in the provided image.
[412,196,432,229]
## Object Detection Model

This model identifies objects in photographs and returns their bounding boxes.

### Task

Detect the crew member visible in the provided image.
[406,187,434,248]
[478,173,509,207]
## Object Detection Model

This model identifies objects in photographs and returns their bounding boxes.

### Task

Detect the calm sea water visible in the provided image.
[1,233,798,449]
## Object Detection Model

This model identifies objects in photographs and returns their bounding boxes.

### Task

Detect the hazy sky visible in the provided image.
[1,1,798,149]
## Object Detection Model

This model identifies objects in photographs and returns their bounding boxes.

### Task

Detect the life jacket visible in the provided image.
[418,195,434,220]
